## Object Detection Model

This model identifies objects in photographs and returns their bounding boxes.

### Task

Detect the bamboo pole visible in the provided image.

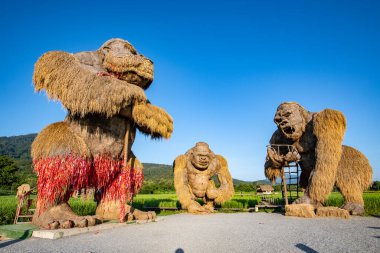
[123,121,131,168]
[281,166,288,206]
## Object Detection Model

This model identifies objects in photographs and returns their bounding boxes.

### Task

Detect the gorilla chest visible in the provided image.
[187,170,212,195]
[68,114,130,158]
[293,133,317,170]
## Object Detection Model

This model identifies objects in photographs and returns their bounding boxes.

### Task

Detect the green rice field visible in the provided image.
[1,192,379,225]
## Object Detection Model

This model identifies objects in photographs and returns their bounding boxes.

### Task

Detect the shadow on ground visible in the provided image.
[0,230,31,249]
[295,243,319,253]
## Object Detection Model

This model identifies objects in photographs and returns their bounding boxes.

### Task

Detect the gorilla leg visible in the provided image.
[32,156,98,229]
[337,184,365,215]
[95,155,155,221]
[335,146,372,215]
[203,180,219,212]
[299,168,311,189]
[294,167,322,206]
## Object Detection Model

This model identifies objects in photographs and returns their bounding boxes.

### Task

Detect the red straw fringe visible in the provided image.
[33,154,144,219]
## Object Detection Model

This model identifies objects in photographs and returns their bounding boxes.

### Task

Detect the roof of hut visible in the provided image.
[257,184,275,192]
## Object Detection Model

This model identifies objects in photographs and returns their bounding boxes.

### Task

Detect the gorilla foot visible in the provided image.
[203,202,215,213]
[128,209,156,221]
[33,203,101,229]
[96,201,156,222]
[187,202,212,214]
[341,202,365,215]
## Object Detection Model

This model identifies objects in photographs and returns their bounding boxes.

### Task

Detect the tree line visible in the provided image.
[2,154,379,195]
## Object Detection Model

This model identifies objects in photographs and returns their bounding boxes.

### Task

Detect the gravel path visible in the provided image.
[1,213,379,253]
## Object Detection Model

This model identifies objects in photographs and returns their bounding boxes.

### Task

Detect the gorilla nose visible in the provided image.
[274,117,282,124]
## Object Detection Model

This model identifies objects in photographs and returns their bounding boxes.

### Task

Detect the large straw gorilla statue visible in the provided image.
[31,39,173,228]
[265,102,372,215]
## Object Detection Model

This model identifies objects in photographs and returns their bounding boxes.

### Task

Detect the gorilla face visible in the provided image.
[191,144,212,170]
[100,39,153,89]
[274,103,307,141]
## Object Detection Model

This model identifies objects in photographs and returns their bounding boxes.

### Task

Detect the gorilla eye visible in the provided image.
[125,44,137,55]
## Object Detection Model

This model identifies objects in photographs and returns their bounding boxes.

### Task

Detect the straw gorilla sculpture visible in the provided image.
[173,142,234,214]
[265,102,372,215]
[31,39,173,228]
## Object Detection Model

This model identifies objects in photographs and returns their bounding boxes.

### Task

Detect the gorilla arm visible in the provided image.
[173,155,207,214]
[308,109,346,203]
[208,155,234,204]
[264,130,286,183]
[131,103,173,139]
[33,51,146,117]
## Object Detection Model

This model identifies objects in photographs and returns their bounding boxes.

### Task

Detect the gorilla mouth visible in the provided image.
[282,126,295,135]
[109,71,151,87]
[102,53,153,89]
[196,161,209,169]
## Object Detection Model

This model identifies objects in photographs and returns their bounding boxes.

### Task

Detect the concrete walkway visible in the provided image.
[1,213,379,253]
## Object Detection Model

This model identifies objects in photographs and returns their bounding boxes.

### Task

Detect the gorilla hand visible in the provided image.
[187,202,210,214]
[284,150,301,163]
[267,147,285,167]
[206,187,220,200]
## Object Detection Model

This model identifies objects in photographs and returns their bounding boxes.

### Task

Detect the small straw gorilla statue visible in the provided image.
[31,39,173,229]
[265,102,372,216]
[173,142,234,214]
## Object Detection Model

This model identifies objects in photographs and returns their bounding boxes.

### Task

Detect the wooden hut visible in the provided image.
[257,185,274,195]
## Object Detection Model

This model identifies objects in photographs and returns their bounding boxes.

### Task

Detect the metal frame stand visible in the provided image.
[281,161,301,205]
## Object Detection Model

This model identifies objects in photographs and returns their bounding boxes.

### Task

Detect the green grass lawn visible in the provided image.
[0,223,38,239]
[1,191,379,225]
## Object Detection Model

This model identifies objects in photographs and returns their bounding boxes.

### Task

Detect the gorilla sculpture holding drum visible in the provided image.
[31,39,173,228]
[173,142,234,214]
[265,102,372,215]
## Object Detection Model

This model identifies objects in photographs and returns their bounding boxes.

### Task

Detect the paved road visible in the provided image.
[1,213,379,253]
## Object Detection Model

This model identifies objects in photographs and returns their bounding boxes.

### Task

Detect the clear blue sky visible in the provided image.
[1,0,379,181]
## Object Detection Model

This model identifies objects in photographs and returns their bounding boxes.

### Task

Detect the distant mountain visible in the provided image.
[143,163,173,180]
[0,134,36,160]
[0,134,267,185]
[143,163,268,185]
[0,134,36,173]
[233,178,265,185]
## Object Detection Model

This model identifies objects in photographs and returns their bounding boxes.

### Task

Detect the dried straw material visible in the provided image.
[31,122,91,160]
[33,152,143,219]
[173,155,193,209]
[264,166,281,184]
[285,204,316,218]
[17,184,31,197]
[31,39,172,226]
[213,155,234,204]
[257,185,275,192]
[308,109,346,203]
[336,145,373,205]
[103,53,153,84]
[132,103,173,139]
[33,51,146,117]
[276,102,311,120]
[316,207,350,219]
[173,152,234,212]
